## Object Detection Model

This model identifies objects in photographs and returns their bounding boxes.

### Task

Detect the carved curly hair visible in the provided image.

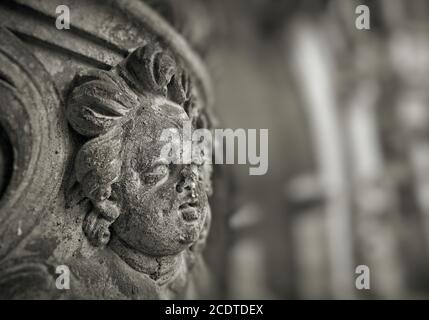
[67,44,206,246]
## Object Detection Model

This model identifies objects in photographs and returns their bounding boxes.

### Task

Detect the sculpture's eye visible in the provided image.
[144,162,169,185]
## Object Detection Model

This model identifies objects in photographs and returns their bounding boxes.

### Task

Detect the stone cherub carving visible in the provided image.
[63,43,213,299]
[0,0,216,299]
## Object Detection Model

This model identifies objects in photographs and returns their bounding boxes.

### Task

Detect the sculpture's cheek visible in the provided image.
[113,196,199,255]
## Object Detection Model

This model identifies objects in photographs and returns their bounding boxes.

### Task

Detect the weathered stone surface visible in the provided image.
[0,0,215,299]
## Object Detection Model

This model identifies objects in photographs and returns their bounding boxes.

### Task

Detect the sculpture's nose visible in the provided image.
[176,164,199,197]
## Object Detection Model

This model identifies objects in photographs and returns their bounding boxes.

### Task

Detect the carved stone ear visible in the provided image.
[0,28,68,261]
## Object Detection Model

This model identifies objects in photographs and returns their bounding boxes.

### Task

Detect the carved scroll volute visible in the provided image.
[0,27,67,260]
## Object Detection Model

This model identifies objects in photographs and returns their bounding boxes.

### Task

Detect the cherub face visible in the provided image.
[112,99,211,256]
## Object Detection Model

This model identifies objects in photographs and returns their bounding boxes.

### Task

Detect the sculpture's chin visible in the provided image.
[178,212,206,245]
[179,230,201,246]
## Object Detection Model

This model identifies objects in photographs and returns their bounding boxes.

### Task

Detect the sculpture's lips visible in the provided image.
[179,200,199,222]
